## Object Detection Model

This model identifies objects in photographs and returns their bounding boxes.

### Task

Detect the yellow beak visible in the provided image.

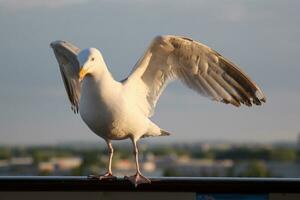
[79,68,88,82]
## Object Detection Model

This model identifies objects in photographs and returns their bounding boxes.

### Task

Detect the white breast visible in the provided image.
[79,76,110,135]
[79,76,130,140]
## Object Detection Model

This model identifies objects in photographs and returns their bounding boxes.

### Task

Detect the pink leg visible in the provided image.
[125,139,151,187]
[88,140,116,181]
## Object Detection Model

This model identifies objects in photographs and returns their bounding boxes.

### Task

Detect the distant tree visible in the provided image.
[191,150,215,159]
[0,147,11,159]
[239,161,272,177]
[71,166,84,176]
[12,147,29,157]
[113,147,132,160]
[226,166,235,177]
[76,150,106,175]
[163,168,180,177]
[270,148,297,162]
[214,148,271,161]
[31,151,52,165]
[152,147,171,156]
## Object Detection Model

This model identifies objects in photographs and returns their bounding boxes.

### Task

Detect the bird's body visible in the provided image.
[79,72,162,141]
[51,35,266,186]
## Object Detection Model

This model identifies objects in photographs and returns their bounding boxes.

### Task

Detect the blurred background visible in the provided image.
[0,0,299,178]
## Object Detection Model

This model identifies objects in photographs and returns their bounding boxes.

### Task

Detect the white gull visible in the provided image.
[50,35,266,186]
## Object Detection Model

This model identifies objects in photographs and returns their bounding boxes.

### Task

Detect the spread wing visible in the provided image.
[50,40,81,113]
[123,35,266,117]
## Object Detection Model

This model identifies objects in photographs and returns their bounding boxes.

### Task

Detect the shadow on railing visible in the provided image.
[0,176,299,192]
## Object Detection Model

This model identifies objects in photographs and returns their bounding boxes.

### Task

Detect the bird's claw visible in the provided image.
[124,172,151,187]
[88,172,117,181]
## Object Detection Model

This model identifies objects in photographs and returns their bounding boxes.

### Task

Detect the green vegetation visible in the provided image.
[239,161,272,177]
[0,143,298,177]
[0,147,11,159]
[270,148,297,162]
[163,168,181,177]
[190,147,299,162]
[191,150,215,159]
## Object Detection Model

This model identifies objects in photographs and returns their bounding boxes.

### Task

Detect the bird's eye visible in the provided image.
[91,57,95,61]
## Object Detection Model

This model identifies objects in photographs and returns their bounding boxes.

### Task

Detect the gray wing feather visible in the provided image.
[50,40,81,113]
[168,36,266,106]
[125,35,266,117]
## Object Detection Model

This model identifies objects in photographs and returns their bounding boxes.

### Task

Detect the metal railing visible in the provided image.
[0,176,299,193]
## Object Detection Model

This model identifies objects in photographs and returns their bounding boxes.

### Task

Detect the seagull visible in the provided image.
[50,35,266,186]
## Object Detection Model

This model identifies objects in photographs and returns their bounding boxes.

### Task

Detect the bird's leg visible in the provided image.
[100,141,117,180]
[88,140,116,180]
[125,139,151,186]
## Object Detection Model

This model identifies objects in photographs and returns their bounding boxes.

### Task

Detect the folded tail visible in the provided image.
[160,129,171,136]
[141,128,171,138]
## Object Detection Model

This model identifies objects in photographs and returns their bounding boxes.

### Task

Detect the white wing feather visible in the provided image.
[124,35,266,117]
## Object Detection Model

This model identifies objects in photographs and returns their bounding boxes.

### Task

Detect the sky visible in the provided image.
[0,0,299,145]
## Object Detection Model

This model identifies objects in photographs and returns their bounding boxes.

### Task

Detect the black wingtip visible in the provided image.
[50,40,62,48]
[160,130,171,136]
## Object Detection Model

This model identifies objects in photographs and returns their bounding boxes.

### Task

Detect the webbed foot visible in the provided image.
[88,172,117,181]
[124,172,151,187]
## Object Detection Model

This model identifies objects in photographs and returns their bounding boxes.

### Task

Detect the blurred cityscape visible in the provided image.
[0,133,299,178]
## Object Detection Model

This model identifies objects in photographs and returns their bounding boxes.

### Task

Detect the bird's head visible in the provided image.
[78,48,104,81]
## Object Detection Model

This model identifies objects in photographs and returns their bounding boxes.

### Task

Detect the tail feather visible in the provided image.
[160,129,171,136]
[141,129,171,138]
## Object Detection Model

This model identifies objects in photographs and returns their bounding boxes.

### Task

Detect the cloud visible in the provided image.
[0,0,90,10]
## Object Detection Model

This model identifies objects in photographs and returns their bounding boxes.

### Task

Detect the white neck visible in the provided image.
[88,61,120,89]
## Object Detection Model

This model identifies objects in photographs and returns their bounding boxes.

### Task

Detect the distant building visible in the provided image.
[164,157,233,176]
[0,160,10,175]
[39,162,54,172]
[38,157,82,175]
[0,157,35,175]
[267,162,300,177]
[113,159,157,176]
[114,159,134,171]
